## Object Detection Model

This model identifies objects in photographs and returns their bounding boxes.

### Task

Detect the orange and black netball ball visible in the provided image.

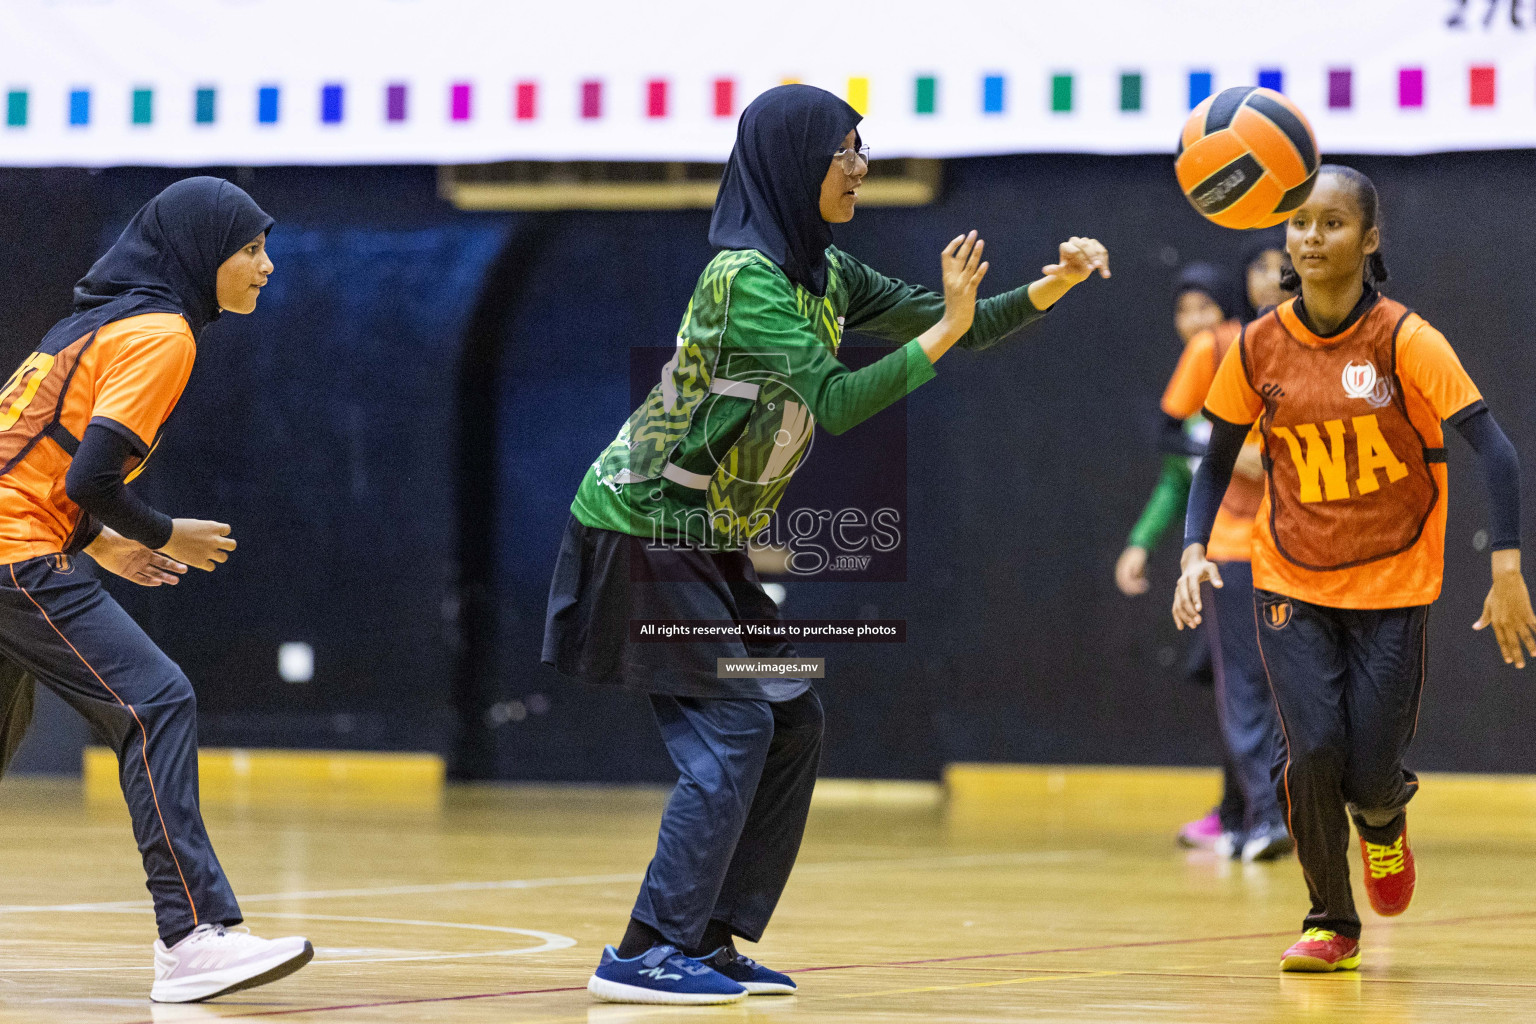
[1175,86,1319,230]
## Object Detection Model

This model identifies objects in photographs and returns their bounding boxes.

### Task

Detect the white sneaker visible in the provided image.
[1241,822,1296,863]
[150,923,313,1003]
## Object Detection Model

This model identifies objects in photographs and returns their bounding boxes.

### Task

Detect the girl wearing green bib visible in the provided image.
[544,84,1110,1005]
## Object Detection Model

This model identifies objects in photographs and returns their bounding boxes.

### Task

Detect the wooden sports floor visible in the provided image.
[3,765,1535,1024]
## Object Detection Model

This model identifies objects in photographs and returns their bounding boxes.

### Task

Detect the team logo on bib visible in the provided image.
[1341,361,1392,408]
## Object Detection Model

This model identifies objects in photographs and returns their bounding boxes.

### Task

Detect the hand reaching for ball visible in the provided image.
[1027,236,1111,311]
[1042,237,1111,285]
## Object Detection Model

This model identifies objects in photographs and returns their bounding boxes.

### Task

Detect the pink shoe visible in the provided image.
[1177,811,1222,849]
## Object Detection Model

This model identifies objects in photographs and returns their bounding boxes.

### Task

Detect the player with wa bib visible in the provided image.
[1173,165,1535,972]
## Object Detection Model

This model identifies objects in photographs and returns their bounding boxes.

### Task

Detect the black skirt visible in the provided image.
[541,515,809,701]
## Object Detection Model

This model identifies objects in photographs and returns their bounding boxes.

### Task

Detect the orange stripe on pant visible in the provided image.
[9,562,199,927]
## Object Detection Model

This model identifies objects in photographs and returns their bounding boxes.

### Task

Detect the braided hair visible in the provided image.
[1278,164,1390,292]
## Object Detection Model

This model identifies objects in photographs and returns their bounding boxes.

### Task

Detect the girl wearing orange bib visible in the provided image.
[1173,166,1535,972]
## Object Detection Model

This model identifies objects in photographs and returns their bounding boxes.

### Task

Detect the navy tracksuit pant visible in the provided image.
[0,652,30,776]
[631,689,823,949]
[1255,588,1426,939]
[0,554,241,943]
[1207,561,1285,833]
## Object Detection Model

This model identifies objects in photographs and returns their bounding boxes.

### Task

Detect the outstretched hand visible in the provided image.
[159,518,237,572]
[939,230,990,338]
[1042,236,1111,285]
[1028,236,1110,311]
[914,230,992,365]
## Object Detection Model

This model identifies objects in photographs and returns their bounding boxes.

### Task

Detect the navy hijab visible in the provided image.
[44,177,273,352]
[709,85,862,296]
[1174,262,1244,324]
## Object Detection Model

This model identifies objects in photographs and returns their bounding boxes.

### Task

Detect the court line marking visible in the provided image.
[1114,968,1536,991]
[822,968,1124,1000]
[0,873,643,914]
[0,849,1103,916]
[793,906,1536,973]
[793,928,1301,971]
[103,904,1536,1024]
[806,962,1536,992]
[0,850,1103,986]
[113,985,591,1024]
[0,912,574,971]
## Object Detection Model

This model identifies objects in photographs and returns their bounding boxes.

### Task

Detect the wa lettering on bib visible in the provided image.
[1242,296,1442,571]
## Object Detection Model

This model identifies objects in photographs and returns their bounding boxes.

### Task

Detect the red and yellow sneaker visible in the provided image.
[1360,827,1416,917]
[1280,929,1362,972]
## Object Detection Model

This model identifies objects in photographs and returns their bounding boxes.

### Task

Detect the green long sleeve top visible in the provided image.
[572,245,1049,548]
[1127,455,1193,552]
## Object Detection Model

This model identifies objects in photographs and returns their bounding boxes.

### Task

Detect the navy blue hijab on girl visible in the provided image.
[1174,261,1244,324]
[48,176,274,352]
[709,84,862,296]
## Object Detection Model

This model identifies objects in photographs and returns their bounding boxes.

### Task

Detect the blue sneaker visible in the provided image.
[701,947,797,995]
[587,944,747,1005]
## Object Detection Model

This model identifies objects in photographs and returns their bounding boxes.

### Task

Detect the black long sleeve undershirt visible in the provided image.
[1184,406,1523,553]
[1183,415,1247,550]
[64,424,174,549]
[1450,403,1521,551]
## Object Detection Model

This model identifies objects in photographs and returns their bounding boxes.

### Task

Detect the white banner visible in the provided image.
[0,0,1530,166]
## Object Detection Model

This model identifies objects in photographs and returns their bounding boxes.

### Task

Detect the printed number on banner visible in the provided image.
[0,354,56,431]
[1447,0,1527,29]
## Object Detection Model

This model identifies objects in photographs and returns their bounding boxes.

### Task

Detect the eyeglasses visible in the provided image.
[832,145,871,172]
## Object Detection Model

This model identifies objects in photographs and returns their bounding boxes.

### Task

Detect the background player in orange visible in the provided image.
[1154,247,1295,863]
[1174,165,1535,972]
[1116,263,1243,852]
[1114,262,1236,599]
[0,178,313,1002]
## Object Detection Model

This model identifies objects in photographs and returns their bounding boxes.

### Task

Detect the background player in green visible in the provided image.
[544,84,1111,1005]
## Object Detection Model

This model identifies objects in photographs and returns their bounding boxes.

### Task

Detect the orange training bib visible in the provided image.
[1241,295,1440,571]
